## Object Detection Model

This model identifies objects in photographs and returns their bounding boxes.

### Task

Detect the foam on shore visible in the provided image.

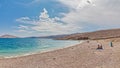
[0,40,84,58]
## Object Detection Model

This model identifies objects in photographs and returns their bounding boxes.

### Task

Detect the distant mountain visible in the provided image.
[57,28,120,40]
[0,34,18,38]
[28,34,68,39]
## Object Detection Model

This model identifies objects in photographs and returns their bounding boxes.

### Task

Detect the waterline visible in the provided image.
[0,38,82,58]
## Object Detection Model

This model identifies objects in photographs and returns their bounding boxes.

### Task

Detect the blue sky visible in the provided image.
[0,0,120,37]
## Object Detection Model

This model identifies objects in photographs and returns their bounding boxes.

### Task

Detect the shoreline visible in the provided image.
[0,41,84,59]
[0,39,120,68]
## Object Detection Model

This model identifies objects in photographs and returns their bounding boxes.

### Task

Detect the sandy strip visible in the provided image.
[0,40,120,68]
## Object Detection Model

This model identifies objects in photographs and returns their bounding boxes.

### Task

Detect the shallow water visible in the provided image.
[0,38,80,58]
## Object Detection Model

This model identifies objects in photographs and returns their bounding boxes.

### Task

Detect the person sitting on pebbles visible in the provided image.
[97,43,103,50]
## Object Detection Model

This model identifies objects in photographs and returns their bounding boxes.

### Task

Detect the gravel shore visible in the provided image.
[0,39,120,68]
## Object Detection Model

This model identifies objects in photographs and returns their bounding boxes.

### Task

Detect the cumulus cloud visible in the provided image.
[58,0,96,9]
[77,0,96,9]
[58,0,120,29]
[16,8,82,35]
[16,0,120,36]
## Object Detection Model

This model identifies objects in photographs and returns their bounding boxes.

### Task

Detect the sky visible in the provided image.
[0,0,120,37]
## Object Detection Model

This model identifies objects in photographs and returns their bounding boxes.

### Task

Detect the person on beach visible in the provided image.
[97,44,103,49]
[97,43,103,50]
[110,41,113,47]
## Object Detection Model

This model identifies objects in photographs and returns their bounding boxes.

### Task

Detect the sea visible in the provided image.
[0,38,81,58]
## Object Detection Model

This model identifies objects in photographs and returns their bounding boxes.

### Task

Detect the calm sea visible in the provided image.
[0,38,80,58]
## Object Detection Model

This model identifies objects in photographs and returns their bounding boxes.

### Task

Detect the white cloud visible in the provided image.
[18,30,27,32]
[77,0,96,9]
[58,0,120,28]
[58,0,96,9]
[16,17,31,23]
[18,25,29,30]
[16,0,120,36]
[16,0,41,7]
[16,8,82,36]
[17,25,32,33]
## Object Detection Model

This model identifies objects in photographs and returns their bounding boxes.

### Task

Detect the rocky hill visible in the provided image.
[0,34,18,38]
[57,28,120,40]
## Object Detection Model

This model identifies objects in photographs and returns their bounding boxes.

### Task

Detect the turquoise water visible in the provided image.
[0,38,80,58]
